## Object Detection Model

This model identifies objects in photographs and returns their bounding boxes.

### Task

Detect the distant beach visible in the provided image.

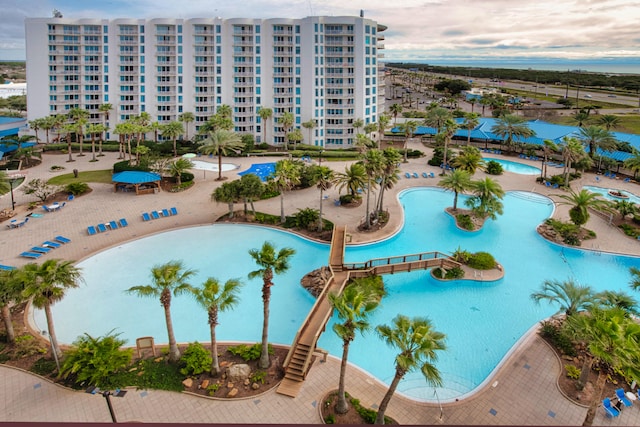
[393,58,640,75]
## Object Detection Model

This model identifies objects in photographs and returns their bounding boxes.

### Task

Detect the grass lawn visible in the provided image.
[47,169,113,185]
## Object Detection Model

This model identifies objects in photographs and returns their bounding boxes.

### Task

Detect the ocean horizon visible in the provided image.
[387,58,640,75]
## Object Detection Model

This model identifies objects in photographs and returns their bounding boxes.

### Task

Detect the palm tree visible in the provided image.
[169,158,194,186]
[398,120,418,163]
[238,173,265,216]
[313,165,334,232]
[490,114,536,153]
[98,103,112,156]
[199,129,243,180]
[559,136,586,187]
[161,120,184,158]
[438,169,472,210]
[362,149,384,228]
[466,177,505,220]
[68,107,90,157]
[597,114,621,131]
[178,112,195,141]
[629,267,640,292]
[364,123,377,140]
[0,269,25,343]
[577,125,617,159]
[86,123,106,162]
[594,290,639,317]
[258,107,273,145]
[270,159,301,222]
[540,139,558,179]
[376,114,391,148]
[191,277,243,375]
[436,118,458,175]
[451,146,484,174]
[21,259,84,358]
[247,241,296,369]
[126,261,196,362]
[623,150,640,179]
[554,188,613,227]
[571,110,590,128]
[302,119,316,145]
[41,115,56,144]
[376,148,402,214]
[389,104,403,127]
[28,118,43,143]
[328,278,384,414]
[423,106,452,134]
[335,163,367,199]
[352,118,364,136]
[375,315,446,424]
[530,278,595,316]
[462,113,479,146]
[287,128,303,151]
[212,181,239,218]
[278,112,295,150]
[61,123,77,163]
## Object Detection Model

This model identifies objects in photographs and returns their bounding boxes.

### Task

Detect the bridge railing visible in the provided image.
[343,251,450,270]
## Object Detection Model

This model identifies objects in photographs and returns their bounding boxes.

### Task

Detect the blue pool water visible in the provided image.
[238,162,276,181]
[483,158,541,175]
[583,185,640,205]
[32,188,640,401]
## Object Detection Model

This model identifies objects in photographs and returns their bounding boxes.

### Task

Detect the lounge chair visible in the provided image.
[161,208,170,217]
[422,172,428,178]
[429,172,435,178]
[20,251,42,259]
[170,207,178,216]
[109,220,119,230]
[43,205,51,212]
[412,172,419,178]
[142,212,151,221]
[42,240,61,248]
[0,265,15,271]
[405,172,411,178]
[616,388,633,407]
[595,176,600,182]
[151,211,160,220]
[624,177,631,183]
[97,223,108,233]
[603,397,620,417]
[30,246,52,254]
[119,218,128,227]
[54,235,71,244]
[68,194,75,201]
[87,226,97,235]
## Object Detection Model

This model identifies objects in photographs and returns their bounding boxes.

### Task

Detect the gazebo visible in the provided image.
[112,171,162,195]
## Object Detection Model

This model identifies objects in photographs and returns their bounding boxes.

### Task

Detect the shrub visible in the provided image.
[324,414,336,424]
[207,383,221,396]
[432,266,465,279]
[65,182,90,195]
[539,320,576,356]
[485,160,504,175]
[13,334,47,358]
[228,343,273,362]
[451,247,471,263]
[20,179,60,202]
[292,207,320,230]
[565,364,581,380]
[30,357,58,376]
[179,342,212,376]
[250,370,267,384]
[619,224,639,237]
[467,252,496,270]
[180,171,194,183]
[456,214,475,230]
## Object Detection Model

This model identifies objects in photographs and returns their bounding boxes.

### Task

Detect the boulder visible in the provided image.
[201,379,210,389]
[252,383,260,390]
[227,364,251,382]
[182,378,193,388]
[227,388,239,398]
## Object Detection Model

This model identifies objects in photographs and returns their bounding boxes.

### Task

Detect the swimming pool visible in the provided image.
[483,157,541,175]
[238,162,276,181]
[31,188,640,401]
[583,185,640,205]
[190,160,238,172]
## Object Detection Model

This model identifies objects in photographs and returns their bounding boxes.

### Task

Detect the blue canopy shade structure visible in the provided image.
[112,171,162,195]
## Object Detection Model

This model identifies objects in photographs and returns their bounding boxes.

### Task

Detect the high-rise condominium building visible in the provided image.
[25,16,386,148]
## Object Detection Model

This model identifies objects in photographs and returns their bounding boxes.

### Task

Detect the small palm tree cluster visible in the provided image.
[531,273,640,418]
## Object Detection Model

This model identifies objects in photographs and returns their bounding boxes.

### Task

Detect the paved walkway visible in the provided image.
[2,144,640,424]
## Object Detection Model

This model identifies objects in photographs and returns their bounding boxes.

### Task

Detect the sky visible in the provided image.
[1,0,639,64]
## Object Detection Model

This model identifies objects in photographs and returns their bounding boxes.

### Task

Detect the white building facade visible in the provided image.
[25,16,386,148]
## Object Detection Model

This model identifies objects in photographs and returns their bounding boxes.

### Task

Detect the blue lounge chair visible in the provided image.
[603,398,620,417]
[405,172,411,178]
[20,251,42,259]
[624,177,631,183]
[42,205,51,212]
[595,176,600,182]
[0,265,15,271]
[142,212,151,221]
[109,220,119,230]
[30,246,52,254]
[162,209,170,217]
[616,388,632,407]
[412,172,419,178]
[151,211,160,220]
[54,235,71,244]
[429,172,435,178]
[119,218,128,227]
[97,223,108,233]
[422,172,428,178]
[68,194,74,201]
[552,183,559,189]
[87,226,97,235]
[170,207,178,216]
[42,240,61,248]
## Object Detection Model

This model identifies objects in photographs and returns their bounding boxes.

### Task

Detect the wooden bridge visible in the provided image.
[276,226,460,397]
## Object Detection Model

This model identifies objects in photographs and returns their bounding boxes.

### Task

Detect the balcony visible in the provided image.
[272,29,293,35]
[233,59,254,66]
[194,29,215,35]
[273,71,293,77]
[50,39,80,45]
[233,81,254,87]
[325,29,354,35]
[325,40,352,46]
[118,40,139,46]
[233,40,254,46]
[233,100,254,106]
[273,39,293,46]
[156,60,176,66]
[195,69,216,76]
[232,30,254,35]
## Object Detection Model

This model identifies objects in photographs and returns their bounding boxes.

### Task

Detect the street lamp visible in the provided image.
[7,175,20,211]
[86,386,127,423]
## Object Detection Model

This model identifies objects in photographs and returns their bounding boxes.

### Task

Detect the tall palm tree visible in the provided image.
[287,128,303,151]
[21,259,84,358]
[423,106,452,135]
[248,241,296,369]
[270,159,301,222]
[559,136,586,187]
[376,148,402,213]
[126,261,196,362]
[577,125,617,159]
[375,315,446,425]
[199,129,243,180]
[28,118,43,143]
[571,110,590,128]
[191,277,243,375]
[398,120,418,163]
[438,169,472,210]
[98,103,113,156]
[328,278,384,414]
[352,118,364,136]
[490,114,536,153]
[258,107,273,145]
[41,115,56,144]
[597,114,621,131]
[169,158,194,186]
[335,163,367,199]
[451,145,484,174]
[68,107,90,157]
[555,188,613,227]
[466,177,505,220]
[302,119,316,145]
[462,112,479,146]
[61,122,77,163]
[540,139,558,179]
[212,181,239,218]
[238,173,265,216]
[389,104,402,127]
[161,120,184,158]
[0,269,25,343]
[278,112,295,150]
[86,123,106,162]
[623,150,640,179]
[362,149,384,228]
[530,278,595,316]
[312,165,334,232]
[376,114,391,149]
[436,118,458,175]
[629,266,640,292]
[178,112,195,141]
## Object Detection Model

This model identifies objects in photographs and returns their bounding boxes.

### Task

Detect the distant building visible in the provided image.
[25,16,386,148]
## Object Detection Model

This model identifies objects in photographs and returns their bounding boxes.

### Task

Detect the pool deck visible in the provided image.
[2,142,640,425]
